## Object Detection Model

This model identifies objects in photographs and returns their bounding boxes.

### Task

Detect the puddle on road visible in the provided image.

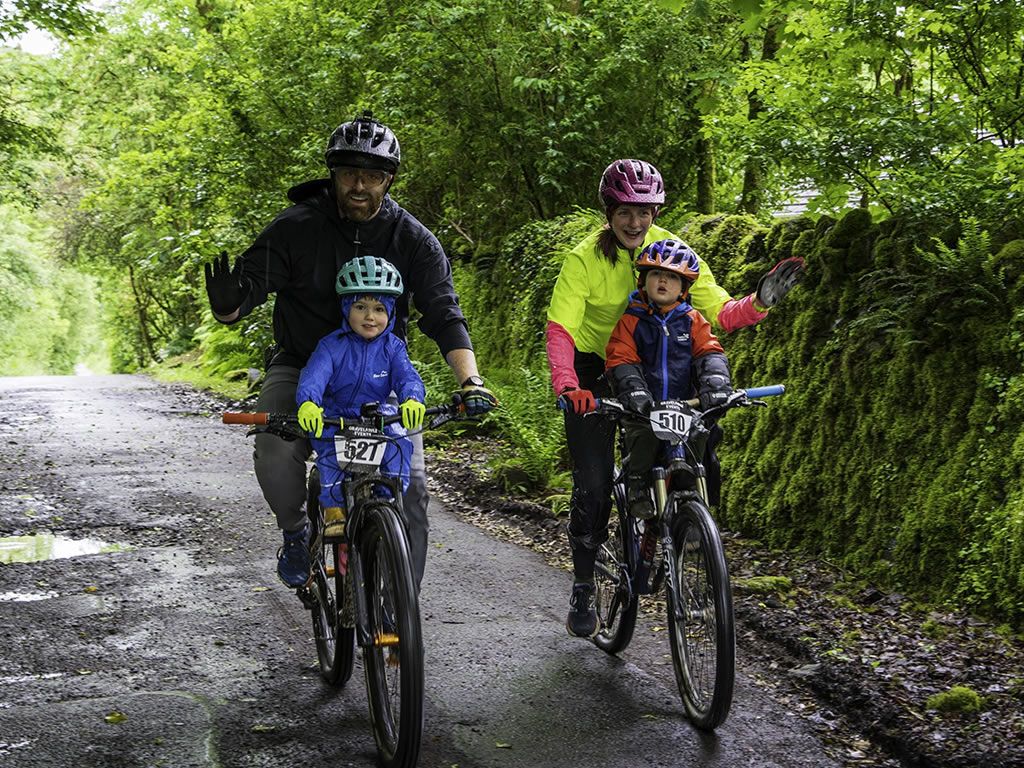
[0,672,62,685]
[0,533,130,564]
[0,590,59,602]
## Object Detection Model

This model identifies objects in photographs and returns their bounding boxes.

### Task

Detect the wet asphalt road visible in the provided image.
[0,375,841,767]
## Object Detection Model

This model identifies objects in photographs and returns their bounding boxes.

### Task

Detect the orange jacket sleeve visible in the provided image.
[605,314,642,370]
[689,310,725,358]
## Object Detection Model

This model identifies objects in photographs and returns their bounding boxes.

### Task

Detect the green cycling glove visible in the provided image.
[400,399,426,430]
[297,401,324,438]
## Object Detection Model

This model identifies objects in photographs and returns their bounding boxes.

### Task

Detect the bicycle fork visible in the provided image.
[345,505,402,654]
[655,466,706,624]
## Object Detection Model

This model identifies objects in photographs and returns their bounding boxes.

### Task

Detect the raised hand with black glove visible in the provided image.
[558,387,596,415]
[694,352,733,413]
[608,362,654,415]
[755,256,805,308]
[204,251,250,316]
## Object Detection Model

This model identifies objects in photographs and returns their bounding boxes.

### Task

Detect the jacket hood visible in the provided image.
[286,177,332,203]
[339,293,398,338]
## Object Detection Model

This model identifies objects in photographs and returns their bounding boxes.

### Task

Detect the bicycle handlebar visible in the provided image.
[222,412,269,425]
[557,385,786,415]
[741,385,786,399]
[222,401,464,431]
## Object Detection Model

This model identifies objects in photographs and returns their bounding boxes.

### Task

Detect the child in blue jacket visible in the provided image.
[293,256,425,575]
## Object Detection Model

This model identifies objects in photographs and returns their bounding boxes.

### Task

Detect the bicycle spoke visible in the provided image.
[361,505,423,768]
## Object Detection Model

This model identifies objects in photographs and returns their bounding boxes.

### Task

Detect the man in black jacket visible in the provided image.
[204,112,497,589]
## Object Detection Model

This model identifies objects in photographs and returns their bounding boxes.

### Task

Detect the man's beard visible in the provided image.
[337,190,384,222]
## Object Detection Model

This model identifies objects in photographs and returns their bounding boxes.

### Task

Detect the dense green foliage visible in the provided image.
[0,204,107,374]
[2,0,1022,623]
[705,212,1023,624]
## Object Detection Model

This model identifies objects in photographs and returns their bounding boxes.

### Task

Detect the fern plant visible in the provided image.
[487,366,569,494]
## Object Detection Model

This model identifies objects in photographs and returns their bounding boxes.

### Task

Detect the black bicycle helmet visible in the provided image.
[325,111,401,172]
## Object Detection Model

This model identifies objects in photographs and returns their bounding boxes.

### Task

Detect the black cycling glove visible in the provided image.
[204,251,249,316]
[755,256,805,308]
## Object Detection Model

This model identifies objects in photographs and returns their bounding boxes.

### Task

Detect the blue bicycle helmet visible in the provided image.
[635,239,700,290]
[335,256,404,297]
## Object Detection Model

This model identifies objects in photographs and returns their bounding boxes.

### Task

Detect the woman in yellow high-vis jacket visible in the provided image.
[548,159,804,638]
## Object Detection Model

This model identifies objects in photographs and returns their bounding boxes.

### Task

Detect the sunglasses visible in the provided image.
[335,167,390,187]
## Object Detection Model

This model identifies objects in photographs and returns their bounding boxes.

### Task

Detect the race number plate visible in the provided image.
[650,402,692,443]
[334,431,387,468]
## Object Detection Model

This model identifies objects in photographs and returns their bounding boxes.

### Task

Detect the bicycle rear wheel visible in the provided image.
[360,502,423,768]
[593,479,639,654]
[666,495,735,730]
[307,468,355,686]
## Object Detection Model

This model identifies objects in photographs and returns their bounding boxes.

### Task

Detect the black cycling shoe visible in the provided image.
[566,581,599,638]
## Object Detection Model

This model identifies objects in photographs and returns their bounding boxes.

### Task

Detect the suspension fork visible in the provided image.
[663,486,709,622]
[345,503,372,648]
[634,467,668,592]
[652,467,684,616]
[346,496,409,649]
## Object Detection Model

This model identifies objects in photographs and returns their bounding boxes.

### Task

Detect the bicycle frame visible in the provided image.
[572,385,784,729]
[228,403,460,650]
[223,398,468,768]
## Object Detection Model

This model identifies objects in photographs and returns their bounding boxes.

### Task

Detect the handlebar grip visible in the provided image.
[222,412,269,425]
[743,385,785,399]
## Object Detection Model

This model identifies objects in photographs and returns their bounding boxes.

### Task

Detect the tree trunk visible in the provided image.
[696,134,715,214]
[739,22,782,215]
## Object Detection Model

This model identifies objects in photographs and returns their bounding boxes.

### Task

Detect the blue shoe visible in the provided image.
[277,525,310,588]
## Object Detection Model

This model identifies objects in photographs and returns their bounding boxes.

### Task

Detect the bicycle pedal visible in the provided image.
[296,586,317,611]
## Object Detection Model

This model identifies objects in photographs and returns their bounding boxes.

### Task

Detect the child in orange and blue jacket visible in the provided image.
[604,239,733,519]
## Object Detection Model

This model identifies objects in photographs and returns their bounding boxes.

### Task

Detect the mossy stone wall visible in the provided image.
[437,208,1024,625]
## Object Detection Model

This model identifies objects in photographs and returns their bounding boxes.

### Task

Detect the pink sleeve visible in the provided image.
[715,293,769,333]
[546,321,579,394]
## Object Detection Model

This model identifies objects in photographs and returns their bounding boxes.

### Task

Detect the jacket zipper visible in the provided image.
[659,315,670,400]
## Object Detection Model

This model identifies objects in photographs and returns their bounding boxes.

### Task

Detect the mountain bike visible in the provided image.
[223,399,468,768]
[564,385,784,731]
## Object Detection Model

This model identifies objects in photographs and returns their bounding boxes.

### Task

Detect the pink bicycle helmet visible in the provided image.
[599,159,666,208]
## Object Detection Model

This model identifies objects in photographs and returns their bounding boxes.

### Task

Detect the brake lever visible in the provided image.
[247,425,305,441]
[427,407,460,430]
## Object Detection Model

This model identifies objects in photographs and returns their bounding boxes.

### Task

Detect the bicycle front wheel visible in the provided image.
[666,495,735,730]
[307,468,355,686]
[360,502,423,768]
[593,479,639,654]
